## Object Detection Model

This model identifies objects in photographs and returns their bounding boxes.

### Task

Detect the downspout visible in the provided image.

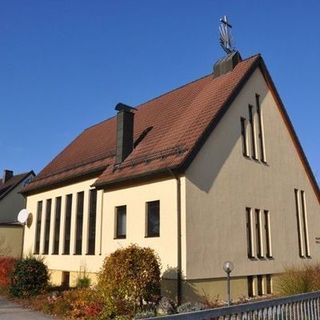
[167,168,182,306]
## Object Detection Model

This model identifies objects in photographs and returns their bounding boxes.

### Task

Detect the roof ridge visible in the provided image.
[83,54,262,132]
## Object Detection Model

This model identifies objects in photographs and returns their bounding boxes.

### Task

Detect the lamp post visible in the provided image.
[223,261,234,306]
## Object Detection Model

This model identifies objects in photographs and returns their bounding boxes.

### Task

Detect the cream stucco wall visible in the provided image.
[185,68,320,283]
[23,177,182,283]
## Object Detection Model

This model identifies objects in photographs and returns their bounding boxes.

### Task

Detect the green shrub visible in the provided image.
[277,264,320,295]
[76,275,91,288]
[98,244,161,317]
[10,257,49,297]
[0,257,17,288]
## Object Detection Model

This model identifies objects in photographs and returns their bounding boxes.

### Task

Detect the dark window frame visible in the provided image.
[241,117,249,157]
[301,190,311,258]
[256,94,266,162]
[75,192,84,255]
[264,210,272,258]
[115,205,127,239]
[248,104,257,159]
[255,209,262,258]
[63,194,72,255]
[246,207,254,258]
[52,197,62,255]
[146,200,160,238]
[294,189,304,257]
[34,201,43,254]
[43,199,52,254]
[87,189,97,255]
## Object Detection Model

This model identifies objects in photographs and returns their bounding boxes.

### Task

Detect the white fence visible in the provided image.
[149,291,320,320]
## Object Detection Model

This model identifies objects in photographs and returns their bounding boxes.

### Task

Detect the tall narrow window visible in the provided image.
[301,190,310,257]
[75,192,84,255]
[249,104,257,159]
[241,117,249,157]
[246,208,254,258]
[264,210,272,258]
[53,197,61,255]
[146,201,160,237]
[255,209,263,258]
[34,201,43,254]
[257,275,263,296]
[64,194,72,254]
[256,94,266,162]
[87,189,97,255]
[247,276,254,297]
[43,199,52,254]
[115,206,126,239]
[294,189,304,257]
[266,274,272,294]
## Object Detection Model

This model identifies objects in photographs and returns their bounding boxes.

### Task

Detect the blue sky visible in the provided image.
[0,1,319,183]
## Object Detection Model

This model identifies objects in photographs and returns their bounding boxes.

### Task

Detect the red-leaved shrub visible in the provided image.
[0,257,17,287]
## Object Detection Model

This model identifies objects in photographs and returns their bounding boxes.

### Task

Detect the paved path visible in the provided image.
[0,297,55,320]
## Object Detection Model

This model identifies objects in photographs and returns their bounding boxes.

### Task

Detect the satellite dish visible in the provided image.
[17,209,29,224]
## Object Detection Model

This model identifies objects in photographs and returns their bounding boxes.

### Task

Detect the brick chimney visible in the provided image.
[3,170,13,183]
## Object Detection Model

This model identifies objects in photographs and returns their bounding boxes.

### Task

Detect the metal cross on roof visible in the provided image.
[219,15,235,54]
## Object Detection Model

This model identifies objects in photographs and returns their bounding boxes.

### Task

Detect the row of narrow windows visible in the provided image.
[246,189,310,260]
[246,207,272,259]
[34,190,97,256]
[241,94,266,163]
[34,193,160,256]
[248,274,272,297]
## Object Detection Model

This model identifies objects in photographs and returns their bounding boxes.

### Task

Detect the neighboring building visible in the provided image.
[0,170,35,257]
[22,52,320,302]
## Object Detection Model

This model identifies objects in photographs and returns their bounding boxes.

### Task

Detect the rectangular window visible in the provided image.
[87,189,97,255]
[255,209,263,258]
[241,117,249,157]
[53,197,61,255]
[301,190,310,257]
[249,104,257,159]
[246,208,254,258]
[64,194,72,254]
[146,201,160,237]
[257,275,263,296]
[247,276,254,297]
[266,274,272,294]
[294,189,304,257]
[115,206,126,239]
[34,201,43,254]
[264,210,272,258]
[75,192,84,255]
[43,199,52,254]
[256,94,266,162]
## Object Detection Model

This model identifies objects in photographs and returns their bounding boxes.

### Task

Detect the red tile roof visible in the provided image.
[23,54,260,194]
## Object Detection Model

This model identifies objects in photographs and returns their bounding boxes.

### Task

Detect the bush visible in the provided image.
[76,275,91,289]
[60,288,103,319]
[98,244,161,317]
[277,264,320,295]
[10,257,49,297]
[0,257,17,288]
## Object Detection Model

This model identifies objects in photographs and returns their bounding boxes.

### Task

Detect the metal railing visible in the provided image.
[149,291,320,320]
